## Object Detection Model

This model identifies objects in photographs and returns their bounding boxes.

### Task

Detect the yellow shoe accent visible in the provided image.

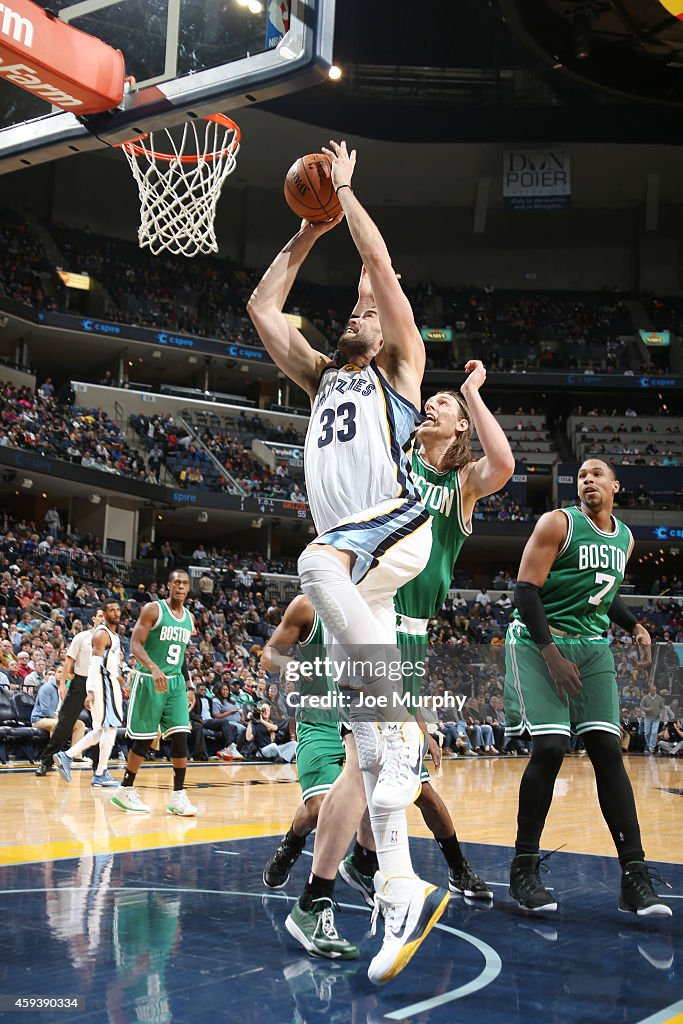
[378,884,450,985]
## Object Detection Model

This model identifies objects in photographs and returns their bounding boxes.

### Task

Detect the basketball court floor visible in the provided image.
[0,755,680,1023]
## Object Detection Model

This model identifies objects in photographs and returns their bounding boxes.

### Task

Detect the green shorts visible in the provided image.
[296,722,345,803]
[397,627,431,784]
[504,621,620,739]
[127,670,190,740]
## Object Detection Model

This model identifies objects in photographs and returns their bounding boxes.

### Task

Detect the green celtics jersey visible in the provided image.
[514,505,633,638]
[296,612,338,726]
[137,600,192,675]
[395,451,472,619]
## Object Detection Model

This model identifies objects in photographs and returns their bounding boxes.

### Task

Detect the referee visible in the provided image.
[35,609,104,776]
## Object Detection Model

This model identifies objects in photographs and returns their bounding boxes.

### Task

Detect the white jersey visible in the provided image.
[304,361,421,534]
[90,624,123,729]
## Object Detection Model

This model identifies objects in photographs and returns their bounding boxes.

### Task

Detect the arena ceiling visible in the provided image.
[260,0,683,142]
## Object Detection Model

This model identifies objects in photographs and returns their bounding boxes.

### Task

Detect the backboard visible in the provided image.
[0,0,335,172]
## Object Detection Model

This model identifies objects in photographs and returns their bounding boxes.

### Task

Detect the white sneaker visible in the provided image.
[373,722,424,811]
[167,789,197,816]
[367,873,450,986]
[110,787,150,813]
[351,721,383,771]
[228,743,244,760]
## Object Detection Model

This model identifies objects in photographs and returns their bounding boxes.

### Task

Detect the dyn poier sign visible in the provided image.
[0,0,124,114]
[503,150,572,211]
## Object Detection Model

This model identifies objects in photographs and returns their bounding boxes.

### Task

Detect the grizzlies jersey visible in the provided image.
[92,624,123,728]
[304,360,421,534]
[136,600,192,676]
[514,506,633,638]
[93,624,121,679]
[395,452,472,620]
[296,612,338,726]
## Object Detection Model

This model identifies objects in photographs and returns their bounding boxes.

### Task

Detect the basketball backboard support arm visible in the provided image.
[0,0,335,173]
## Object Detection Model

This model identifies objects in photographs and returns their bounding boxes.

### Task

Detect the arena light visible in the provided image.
[328,65,342,81]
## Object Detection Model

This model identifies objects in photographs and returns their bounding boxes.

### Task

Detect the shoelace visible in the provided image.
[312,898,342,940]
[370,878,414,937]
[627,864,672,894]
[380,728,413,784]
[518,846,565,891]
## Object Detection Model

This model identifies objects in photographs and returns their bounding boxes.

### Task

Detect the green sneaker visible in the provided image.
[338,855,375,908]
[285,897,359,960]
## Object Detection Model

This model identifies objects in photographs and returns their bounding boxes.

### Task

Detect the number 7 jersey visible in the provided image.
[304,361,421,534]
[135,600,193,675]
[513,505,633,638]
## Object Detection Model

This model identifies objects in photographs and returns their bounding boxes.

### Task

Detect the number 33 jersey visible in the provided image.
[135,600,193,676]
[304,361,422,534]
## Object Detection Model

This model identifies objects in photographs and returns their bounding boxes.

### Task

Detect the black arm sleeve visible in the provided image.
[608,594,638,633]
[514,581,553,649]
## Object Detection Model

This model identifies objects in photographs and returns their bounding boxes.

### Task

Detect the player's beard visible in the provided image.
[337,327,377,364]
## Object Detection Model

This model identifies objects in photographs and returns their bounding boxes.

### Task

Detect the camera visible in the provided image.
[251,707,261,722]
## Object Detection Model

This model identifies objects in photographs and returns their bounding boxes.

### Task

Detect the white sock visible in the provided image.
[360,758,415,880]
[67,727,102,759]
[96,728,117,775]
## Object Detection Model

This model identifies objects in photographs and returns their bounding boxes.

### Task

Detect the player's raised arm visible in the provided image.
[514,511,583,700]
[247,219,341,399]
[130,603,167,693]
[322,140,424,405]
[458,361,515,510]
[261,595,314,675]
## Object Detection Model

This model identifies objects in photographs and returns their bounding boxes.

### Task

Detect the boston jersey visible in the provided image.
[136,600,192,675]
[395,451,472,620]
[513,505,633,638]
[296,612,337,726]
[304,360,421,534]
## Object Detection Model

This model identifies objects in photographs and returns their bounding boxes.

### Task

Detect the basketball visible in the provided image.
[284,153,343,222]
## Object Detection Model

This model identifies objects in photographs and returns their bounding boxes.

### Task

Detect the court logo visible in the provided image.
[0,4,33,48]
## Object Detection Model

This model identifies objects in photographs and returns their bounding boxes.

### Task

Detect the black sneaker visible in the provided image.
[34,762,53,777]
[509,853,557,912]
[263,835,304,889]
[619,863,672,917]
[449,860,493,900]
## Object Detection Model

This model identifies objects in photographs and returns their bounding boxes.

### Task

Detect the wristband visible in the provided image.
[335,183,353,196]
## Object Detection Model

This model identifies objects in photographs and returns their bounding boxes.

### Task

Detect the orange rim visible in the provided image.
[117,114,241,163]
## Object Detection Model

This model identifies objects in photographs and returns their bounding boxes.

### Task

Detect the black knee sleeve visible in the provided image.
[170,732,188,759]
[131,739,153,758]
[529,734,569,771]
[583,730,644,866]
[515,734,569,855]
[583,731,622,768]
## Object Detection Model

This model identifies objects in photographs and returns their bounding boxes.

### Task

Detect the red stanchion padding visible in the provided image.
[0,0,125,115]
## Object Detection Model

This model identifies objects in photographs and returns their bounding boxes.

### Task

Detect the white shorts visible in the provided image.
[314,497,433,642]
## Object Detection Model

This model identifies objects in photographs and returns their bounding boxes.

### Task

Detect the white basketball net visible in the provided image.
[119,116,240,258]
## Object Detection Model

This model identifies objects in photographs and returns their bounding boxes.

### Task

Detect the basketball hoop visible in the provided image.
[117,114,241,257]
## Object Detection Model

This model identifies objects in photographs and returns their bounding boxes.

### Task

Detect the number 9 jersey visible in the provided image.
[135,600,193,675]
[304,361,422,535]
